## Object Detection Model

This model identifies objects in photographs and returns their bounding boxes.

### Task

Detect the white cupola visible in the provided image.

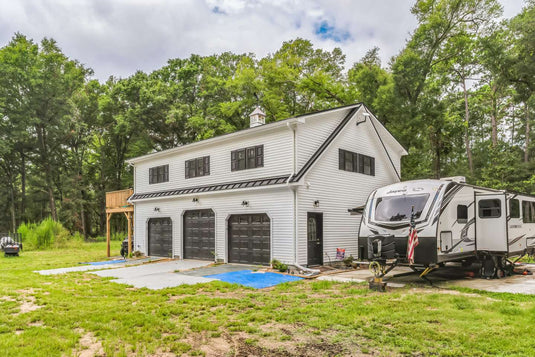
[249,106,266,128]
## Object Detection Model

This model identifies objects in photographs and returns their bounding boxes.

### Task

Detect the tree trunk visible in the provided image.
[36,124,57,221]
[525,103,530,163]
[462,79,473,174]
[511,105,515,145]
[490,85,498,148]
[20,149,26,221]
[9,181,16,233]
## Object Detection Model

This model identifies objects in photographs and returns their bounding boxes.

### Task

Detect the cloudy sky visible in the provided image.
[0,0,526,81]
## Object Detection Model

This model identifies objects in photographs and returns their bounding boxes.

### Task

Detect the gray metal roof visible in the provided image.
[129,175,290,201]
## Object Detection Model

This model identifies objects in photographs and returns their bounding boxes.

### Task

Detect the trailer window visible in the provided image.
[509,199,520,219]
[478,199,501,219]
[374,194,429,222]
[522,201,535,223]
[457,205,468,223]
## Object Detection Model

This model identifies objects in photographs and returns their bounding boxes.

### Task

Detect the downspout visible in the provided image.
[287,122,320,276]
[286,122,298,265]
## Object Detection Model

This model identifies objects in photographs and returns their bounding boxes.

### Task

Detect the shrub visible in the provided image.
[343,255,354,267]
[17,218,72,250]
[270,259,288,272]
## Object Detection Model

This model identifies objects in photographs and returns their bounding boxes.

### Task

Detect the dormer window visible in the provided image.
[185,156,210,179]
[231,145,264,171]
[149,164,169,184]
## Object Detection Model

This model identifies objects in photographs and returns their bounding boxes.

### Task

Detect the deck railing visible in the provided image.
[106,189,133,210]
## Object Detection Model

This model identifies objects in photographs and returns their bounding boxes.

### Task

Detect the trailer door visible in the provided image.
[475,193,507,252]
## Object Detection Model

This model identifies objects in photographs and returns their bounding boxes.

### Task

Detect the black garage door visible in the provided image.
[228,214,270,265]
[148,217,172,257]
[183,209,215,260]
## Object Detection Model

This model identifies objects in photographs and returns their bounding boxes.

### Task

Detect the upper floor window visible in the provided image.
[185,156,210,179]
[231,145,263,171]
[149,164,169,184]
[338,149,375,176]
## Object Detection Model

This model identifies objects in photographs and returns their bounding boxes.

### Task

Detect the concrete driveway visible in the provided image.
[90,260,214,289]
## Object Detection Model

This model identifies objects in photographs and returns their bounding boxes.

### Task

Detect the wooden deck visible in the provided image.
[105,189,134,257]
[106,189,134,212]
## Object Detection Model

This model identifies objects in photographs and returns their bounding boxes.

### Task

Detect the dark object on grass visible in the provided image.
[1,236,22,257]
[120,238,133,259]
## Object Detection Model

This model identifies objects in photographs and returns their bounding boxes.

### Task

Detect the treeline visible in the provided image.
[0,0,534,235]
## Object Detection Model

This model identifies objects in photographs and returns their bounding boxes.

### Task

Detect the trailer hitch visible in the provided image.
[368,259,399,291]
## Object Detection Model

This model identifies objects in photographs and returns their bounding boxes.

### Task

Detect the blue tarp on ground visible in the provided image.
[81,260,126,266]
[205,270,302,289]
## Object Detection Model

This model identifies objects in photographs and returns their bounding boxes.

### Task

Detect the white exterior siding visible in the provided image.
[133,187,295,263]
[129,104,406,265]
[295,109,347,172]
[295,112,402,265]
[134,127,293,194]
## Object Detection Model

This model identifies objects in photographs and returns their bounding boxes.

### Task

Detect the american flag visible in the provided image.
[407,225,419,265]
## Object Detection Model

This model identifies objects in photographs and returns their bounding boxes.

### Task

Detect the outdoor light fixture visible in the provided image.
[356,112,370,126]
[192,197,199,203]
[241,200,249,207]
[154,207,160,212]
[313,200,320,208]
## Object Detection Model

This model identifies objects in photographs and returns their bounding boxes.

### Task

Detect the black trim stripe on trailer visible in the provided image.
[508,235,526,246]
[440,183,463,212]
[443,237,475,254]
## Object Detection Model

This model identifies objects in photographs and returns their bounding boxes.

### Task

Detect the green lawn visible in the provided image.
[1,242,535,356]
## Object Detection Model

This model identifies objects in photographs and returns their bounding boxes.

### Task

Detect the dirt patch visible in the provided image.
[0,296,16,302]
[74,331,105,357]
[13,289,43,315]
[28,321,44,327]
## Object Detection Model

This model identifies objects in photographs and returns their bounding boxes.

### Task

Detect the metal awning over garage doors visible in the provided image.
[228,214,270,265]
[183,209,215,261]
[148,217,172,257]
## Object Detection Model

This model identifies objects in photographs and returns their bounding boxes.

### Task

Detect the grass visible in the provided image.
[1,243,535,356]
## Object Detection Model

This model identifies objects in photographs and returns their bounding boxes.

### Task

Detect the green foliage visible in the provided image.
[17,217,74,250]
[1,1,535,234]
[2,242,535,355]
[270,259,288,272]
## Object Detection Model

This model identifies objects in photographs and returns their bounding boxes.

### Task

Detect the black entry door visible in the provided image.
[148,217,172,257]
[307,212,323,266]
[183,209,215,260]
[228,214,270,265]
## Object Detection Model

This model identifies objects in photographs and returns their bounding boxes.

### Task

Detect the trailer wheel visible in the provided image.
[480,256,497,279]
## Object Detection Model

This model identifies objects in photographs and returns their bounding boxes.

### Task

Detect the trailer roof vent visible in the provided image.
[249,106,266,128]
[441,176,466,183]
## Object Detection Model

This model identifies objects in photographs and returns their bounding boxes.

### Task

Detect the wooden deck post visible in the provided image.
[105,188,134,258]
[106,212,111,257]
[124,212,133,256]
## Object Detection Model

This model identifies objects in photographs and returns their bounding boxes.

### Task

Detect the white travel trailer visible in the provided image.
[358,178,535,277]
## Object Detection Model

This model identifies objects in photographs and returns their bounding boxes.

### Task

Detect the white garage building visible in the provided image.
[127,103,406,266]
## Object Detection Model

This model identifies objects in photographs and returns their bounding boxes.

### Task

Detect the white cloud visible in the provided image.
[0,0,526,81]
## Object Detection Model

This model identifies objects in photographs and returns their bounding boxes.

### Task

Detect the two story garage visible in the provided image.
[127,103,406,266]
